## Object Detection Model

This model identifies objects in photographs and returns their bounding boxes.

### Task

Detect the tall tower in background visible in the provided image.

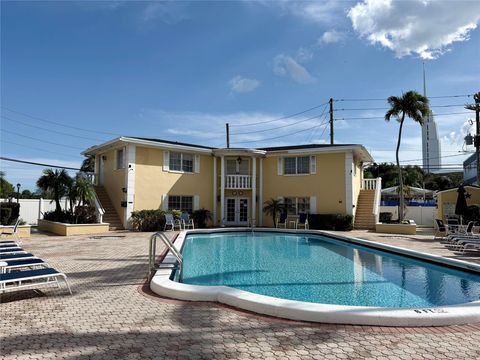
[422,63,441,173]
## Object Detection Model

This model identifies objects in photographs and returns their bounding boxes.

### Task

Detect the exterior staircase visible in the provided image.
[354,189,377,230]
[94,186,124,230]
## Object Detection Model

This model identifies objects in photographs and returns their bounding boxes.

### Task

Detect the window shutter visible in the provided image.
[193,195,200,210]
[163,151,169,171]
[277,157,283,175]
[162,194,169,211]
[309,196,317,214]
[310,155,316,174]
[194,155,200,173]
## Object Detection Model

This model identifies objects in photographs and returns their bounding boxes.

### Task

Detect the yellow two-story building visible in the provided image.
[83,137,376,229]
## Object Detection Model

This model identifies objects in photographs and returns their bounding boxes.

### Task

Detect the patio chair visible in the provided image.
[277,212,288,228]
[0,219,22,242]
[296,213,309,230]
[444,221,476,244]
[180,212,194,230]
[0,253,37,262]
[164,213,182,231]
[1,258,48,272]
[0,247,26,255]
[0,267,72,295]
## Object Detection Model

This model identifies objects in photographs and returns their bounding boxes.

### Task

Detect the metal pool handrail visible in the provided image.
[148,232,182,277]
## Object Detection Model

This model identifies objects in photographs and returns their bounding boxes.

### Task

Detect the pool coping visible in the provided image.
[150,228,480,327]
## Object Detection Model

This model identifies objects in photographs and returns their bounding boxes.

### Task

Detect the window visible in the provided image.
[169,152,194,172]
[284,156,310,175]
[116,148,125,170]
[283,197,310,215]
[168,195,193,213]
[226,158,249,175]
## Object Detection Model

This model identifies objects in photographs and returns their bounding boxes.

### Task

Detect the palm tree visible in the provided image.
[75,177,95,206]
[385,91,429,221]
[263,198,284,228]
[36,169,72,212]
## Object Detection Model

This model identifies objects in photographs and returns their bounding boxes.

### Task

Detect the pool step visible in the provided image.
[354,189,376,230]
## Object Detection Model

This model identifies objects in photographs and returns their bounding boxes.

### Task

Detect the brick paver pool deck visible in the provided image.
[1,230,480,359]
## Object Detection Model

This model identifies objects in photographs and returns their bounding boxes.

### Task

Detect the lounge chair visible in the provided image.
[277,212,288,228]
[0,253,37,261]
[0,247,26,255]
[0,267,72,295]
[180,212,194,230]
[297,213,309,230]
[164,213,182,231]
[1,258,48,272]
[0,219,22,242]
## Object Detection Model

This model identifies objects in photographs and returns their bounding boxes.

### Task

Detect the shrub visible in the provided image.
[379,212,393,223]
[0,202,20,225]
[43,210,72,223]
[130,209,166,232]
[464,205,480,225]
[191,209,212,228]
[74,206,97,224]
[308,214,353,231]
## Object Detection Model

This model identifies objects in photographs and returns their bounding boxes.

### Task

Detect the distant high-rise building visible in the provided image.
[422,63,441,173]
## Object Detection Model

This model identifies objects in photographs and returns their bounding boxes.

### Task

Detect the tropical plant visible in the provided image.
[74,177,95,206]
[0,171,15,198]
[385,91,429,221]
[36,169,73,213]
[80,156,95,172]
[191,208,211,228]
[263,198,287,228]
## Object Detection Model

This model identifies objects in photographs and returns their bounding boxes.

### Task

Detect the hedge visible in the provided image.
[130,209,166,232]
[308,214,353,231]
[0,202,20,225]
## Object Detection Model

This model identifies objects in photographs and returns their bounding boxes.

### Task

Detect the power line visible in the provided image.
[398,152,472,163]
[1,140,80,159]
[229,101,329,127]
[336,104,467,112]
[1,115,107,142]
[231,105,329,136]
[335,94,473,102]
[1,129,85,150]
[335,111,471,121]
[0,157,81,171]
[231,119,330,145]
[1,106,123,137]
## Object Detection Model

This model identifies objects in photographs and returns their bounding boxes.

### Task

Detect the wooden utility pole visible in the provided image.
[466,93,480,184]
[329,98,334,144]
[226,123,230,148]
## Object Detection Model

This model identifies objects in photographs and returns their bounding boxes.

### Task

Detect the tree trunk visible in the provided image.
[396,114,406,222]
[273,209,277,228]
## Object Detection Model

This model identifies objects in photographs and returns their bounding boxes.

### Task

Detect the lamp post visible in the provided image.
[466,92,480,184]
[16,183,21,203]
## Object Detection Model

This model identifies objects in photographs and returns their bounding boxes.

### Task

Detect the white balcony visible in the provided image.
[223,174,252,189]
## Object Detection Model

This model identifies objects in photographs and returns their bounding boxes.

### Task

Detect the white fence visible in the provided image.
[0,198,71,225]
[380,206,435,227]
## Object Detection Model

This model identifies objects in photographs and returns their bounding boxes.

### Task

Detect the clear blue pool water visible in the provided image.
[178,232,480,308]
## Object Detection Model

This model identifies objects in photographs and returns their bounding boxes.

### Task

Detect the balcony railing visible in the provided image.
[223,175,252,189]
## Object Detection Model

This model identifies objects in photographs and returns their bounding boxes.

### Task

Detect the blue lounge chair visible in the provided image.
[277,212,288,228]
[0,253,37,261]
[0,267,72,295]
[2,258,48,272]
[0,247,26,254]
[297,213,309,230]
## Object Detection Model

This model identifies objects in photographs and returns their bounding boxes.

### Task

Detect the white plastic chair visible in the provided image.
[164,214,182,231]
[180,212,194,230]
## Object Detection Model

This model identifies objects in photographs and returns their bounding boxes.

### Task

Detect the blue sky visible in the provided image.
[1,0,480,191]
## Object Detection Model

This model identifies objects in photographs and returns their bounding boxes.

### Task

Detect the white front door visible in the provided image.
[225,197,249,226]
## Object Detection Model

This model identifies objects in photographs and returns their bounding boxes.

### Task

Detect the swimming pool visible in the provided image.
[150,229,480,326]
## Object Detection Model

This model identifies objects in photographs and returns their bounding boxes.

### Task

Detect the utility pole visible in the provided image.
[329,98,334,145]
[226,123,230,148]
[466,93,480,184]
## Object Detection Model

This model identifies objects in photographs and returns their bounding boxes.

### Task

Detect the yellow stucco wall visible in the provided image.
[261,152,347,227]
[352,159,363,217]
[134,147,214,212]
[436,187,480,221]
[98,148,126,225]
[38,220,109,236]
[375,223,416,235]
[0,225,31,238]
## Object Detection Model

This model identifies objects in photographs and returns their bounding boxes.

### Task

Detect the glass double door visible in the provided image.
[225,197,249,226]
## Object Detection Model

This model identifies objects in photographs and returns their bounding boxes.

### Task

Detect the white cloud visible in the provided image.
[277,0,343,24]
[142,1,189,24]
[295,47,314,63]
[273,54,316,84]
[319,30,347,44]
[229,76,260,93]
[348,0,480,59]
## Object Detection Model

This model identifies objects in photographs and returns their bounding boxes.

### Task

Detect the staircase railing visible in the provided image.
[148,232,182,278]
[92,190,105,224]
[372,177,382,223]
